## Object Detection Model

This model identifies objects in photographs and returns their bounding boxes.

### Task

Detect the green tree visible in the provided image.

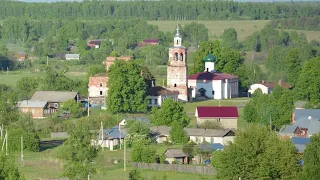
[285,48,301,86]
[0,153,25,180]
[217,47,243,74]
[169,121,188,144]
[182,22,209,47]
[0,87,19,125]
[151,98,190,127]
[299,134,320,179]
[0,42,8,56]
[60,123,99,179]
[127,120,150,135]
[16,77,39,98]
[221,28,239,49]
[0,128,39,152]
[182,141,197,159]
[60,100,84,118]
[214,125,299,179]
[295,56,320,106]
[106,60,148,113]
[131,145,156,163]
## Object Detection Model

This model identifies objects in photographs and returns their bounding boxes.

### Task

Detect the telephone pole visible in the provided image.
[5,129,8,156]
[101,121,104,151]
[21,136,24,167]
[124,138,126,171]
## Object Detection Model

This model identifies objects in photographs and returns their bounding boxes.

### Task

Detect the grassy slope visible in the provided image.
[148,20,320,41]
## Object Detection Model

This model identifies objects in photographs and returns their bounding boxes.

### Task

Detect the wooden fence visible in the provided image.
[132,162,216,175]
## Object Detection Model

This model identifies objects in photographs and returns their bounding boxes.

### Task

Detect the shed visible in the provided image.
[163,148,188,164]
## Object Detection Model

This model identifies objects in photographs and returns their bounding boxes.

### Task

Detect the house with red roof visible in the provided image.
[248,80,292,95]
[147,86,179,107]
[188,54,239,100]
[88,40,102,49]
[195,106,239,129]
[104,56,133,71]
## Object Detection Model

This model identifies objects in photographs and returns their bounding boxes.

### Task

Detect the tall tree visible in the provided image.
[106,61,148,113]
[0,153,25,180]
[299,134,320,179]
[295,56,320,106]
[169,121,188,144]
[221,28,238,48]
[151,98,190,127]
[182,22,209,47]
[214,125,299,179]
[16,77,39,99]
[285,48,301,87]
[60,123,99,179]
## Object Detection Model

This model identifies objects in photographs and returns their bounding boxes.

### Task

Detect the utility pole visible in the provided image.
[101,121,104,151]
[124,138,126,171]
[87,97,90,117]
[21,136,24,167]
[46,55,49,66]
[5,129,8,156]
[118,113,121,150]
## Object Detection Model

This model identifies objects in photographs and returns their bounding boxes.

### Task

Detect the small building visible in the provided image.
[18,100,51,118]
[248,80,292,95]
[65,53,80,60]
[17,54,27,61]
[97,126,127,151]
[291,109,320,124]
[195,106,238,129]
[104,56,132,71]
[30,91,79,114]
[185,128,235,145]
[53,53,67,60]
[88,40,102,49]
[150,126,171,143]
[88,75,108,105]
[188,54,239,100]
[148,86,179,107]
[164,148,188,164]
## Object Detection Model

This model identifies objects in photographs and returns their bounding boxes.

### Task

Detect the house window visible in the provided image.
[99,83,103,87]
[100,91,103,95]
[149,99,152,105]
[212,91,214,95]
[154,99,158,105]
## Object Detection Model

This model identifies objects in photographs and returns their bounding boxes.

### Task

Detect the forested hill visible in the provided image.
[1,1,319,20]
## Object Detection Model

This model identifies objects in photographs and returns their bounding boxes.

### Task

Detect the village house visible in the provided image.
[147,86,179,107]
[137,39,159,47]
[88,75,108,105]
[163,148,188,164]
[17,53,27,61]
[279,109,320,139]
[88,40,102,49]
[248,80,292,95]
[185,128,235,145]
[97,126,126,151]
[195,106,238,129]
[30,91,79,114]
[104,56,132,71]
[150,126,171,143]
[188,54,239,100]
[18,100,51,118]
[65,53,80,60]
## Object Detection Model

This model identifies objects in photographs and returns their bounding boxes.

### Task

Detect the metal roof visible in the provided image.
[18,100,48,108]
[199,143,224,152]
[164,148,187,158]
[31,91,78,102]
[294,109,320,122]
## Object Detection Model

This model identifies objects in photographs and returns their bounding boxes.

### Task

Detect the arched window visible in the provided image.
[180,53,183,61]
[174,52,178,61]
[174,84,177,87]
[176,40,178,45]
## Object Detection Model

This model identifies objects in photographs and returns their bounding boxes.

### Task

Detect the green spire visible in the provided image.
[204,54,216,62]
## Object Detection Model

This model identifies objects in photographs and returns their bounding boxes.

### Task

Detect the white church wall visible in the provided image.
[213,80,223,99]
[205,62,215,72]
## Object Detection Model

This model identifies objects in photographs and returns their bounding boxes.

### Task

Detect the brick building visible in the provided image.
[104,56,132,71]
[88,75,108,105]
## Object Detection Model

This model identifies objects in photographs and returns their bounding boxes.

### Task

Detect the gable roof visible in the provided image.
[105,56,132,62]
[256,81,292,89]
[31,91,78,103]
[294,109,320,122]
[184,128,234,137]
[188,71,238,81]
[18,100,48,108]
[88,40,101,45]
[88,76,108,87]
[150,126,171,136]
[164,148,187,158]
[291,137,310,153]
[103,126,127,140]
[196,106,238,118]
[148,86,179,96]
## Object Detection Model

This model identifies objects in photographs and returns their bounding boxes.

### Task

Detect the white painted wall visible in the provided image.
[148,95,178,107]
[88,86,108,98]
[205,62,215,72]
[248,84,269,94]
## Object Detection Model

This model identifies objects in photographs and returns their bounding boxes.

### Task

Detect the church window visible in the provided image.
[176,40,178,45]
[174,52,178,60]
[174,84,177,87]
[180,53,183,61]
[100,91,103,95]
[212,91,214,95]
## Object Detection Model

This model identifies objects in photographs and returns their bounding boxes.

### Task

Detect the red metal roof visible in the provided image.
[196,106,238,118]
[188,72,238,81]
[143,39,159,43]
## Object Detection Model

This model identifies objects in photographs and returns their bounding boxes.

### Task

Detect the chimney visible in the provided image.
[308,116,312,120]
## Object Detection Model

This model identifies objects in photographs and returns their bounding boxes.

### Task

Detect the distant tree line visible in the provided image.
[0,1,319,21]
[269,16,320,31]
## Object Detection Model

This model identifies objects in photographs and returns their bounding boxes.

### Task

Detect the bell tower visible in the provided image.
[167,25,189,102]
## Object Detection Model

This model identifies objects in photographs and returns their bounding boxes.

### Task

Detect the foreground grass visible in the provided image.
[148,20,269,41]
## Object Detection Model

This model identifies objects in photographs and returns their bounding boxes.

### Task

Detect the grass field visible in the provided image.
[148,20,320,41]
[148,20,270,41]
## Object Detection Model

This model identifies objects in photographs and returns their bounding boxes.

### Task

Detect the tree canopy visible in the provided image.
[214,124,299,179]
[151,98,190,127]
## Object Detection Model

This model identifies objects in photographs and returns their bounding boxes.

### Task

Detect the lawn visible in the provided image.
[148,20,270,41]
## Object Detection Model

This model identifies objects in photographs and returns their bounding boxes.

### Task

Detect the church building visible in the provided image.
[188,54,239,99]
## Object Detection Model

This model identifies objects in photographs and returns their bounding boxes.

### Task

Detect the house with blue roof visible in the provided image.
[97,126,127,151]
